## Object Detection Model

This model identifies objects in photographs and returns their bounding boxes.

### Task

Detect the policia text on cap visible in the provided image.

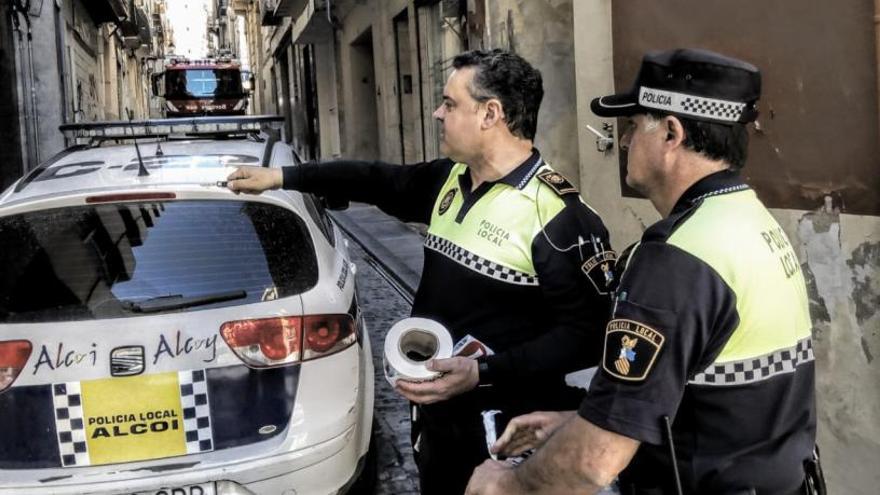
[465,49,824,495]
[225,49,615,495]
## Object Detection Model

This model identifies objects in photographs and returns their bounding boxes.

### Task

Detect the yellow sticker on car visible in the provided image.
[52,370,213,467]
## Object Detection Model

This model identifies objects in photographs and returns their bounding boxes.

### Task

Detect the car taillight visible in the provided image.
[220,315,355,368]
[302,315,356,360]
[220,317,301,367]
[0,340,32,394]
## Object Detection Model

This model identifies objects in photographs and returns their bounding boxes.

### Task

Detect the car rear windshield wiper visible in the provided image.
[120,290,247,313]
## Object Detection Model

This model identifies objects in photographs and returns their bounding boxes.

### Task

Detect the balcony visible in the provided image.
[120,4,152,50]
[216,0,230,18]
[261,0,282,26]
[261,0,312,26]
[151,13,164,35]
[82,0,128,25]
[274,0,308,18]
[231,0,250,14]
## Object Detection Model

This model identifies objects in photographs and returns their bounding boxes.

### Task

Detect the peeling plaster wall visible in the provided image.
[791,209,880,492]
[573,1,880,492]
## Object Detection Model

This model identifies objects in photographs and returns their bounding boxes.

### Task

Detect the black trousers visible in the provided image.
[411,403,490,495]
[409,383,584,494]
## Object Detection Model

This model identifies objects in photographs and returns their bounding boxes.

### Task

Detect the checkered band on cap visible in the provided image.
[179,369,214,454]
[52,382,91,467]
[639,86,747,123]
[425,234,538,286]
[689,336,814,386]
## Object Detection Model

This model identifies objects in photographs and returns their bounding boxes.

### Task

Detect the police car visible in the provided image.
[0,116,376,494]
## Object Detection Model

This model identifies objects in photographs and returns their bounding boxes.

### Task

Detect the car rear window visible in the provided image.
[0,200,318,323]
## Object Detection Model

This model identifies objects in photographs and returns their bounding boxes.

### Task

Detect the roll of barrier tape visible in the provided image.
[383,317,454,386]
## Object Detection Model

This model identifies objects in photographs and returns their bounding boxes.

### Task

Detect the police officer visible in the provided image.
[226,49,614,495]
[465,48,820,495]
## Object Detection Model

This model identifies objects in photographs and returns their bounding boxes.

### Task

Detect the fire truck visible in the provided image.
[151,57,252,117]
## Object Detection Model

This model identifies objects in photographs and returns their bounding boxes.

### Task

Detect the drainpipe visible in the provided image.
[10,5,34,173]
[875,0,880,138]
[22,9,40,163]
[54,1,69,127]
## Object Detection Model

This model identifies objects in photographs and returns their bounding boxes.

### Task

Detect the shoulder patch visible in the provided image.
[438,188,457,215]
[602,319,665,381]
[537,171,578,196]
[581,250,617,295]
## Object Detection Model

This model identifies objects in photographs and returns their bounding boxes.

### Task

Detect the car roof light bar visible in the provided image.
[59,116,283,141]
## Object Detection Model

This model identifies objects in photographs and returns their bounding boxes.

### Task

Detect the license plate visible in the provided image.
[52,370,214,467]
[131,482,217,495]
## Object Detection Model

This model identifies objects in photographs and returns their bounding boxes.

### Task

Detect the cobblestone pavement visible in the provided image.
[348,239,421,494]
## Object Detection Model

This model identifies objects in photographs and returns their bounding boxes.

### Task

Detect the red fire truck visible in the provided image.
[151,57,252,117]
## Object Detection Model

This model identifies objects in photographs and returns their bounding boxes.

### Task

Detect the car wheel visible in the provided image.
[346,420,379,495]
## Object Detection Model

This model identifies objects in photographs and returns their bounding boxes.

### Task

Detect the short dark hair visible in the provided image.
[649,112,750,170]
[452,49,543,140]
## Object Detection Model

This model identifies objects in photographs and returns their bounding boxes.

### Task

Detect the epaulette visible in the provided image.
[536,170,578,196]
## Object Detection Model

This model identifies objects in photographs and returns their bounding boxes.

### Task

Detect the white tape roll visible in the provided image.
[383,317,454,386]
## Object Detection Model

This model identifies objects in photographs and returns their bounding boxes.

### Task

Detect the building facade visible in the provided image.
[209,0,243,58]
[0,0,170,189]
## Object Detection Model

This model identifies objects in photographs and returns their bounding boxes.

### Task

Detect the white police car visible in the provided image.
[0,117,376,494]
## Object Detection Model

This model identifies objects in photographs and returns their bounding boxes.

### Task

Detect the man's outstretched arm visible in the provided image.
[227,159,454,223]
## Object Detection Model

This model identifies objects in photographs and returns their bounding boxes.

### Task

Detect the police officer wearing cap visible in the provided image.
[465,48,821,495]
[226,49,614,495]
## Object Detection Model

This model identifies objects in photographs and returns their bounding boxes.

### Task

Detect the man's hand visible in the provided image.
[226,166,283,194]
[492,410,575,457]
[465,459,520,495]
[395,357,479,404]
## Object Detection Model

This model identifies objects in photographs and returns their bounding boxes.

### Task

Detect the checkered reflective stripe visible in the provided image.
[689,336,814,386]
[52,382,90,467]
[425,234,538,286]
[639,86,747,123]
[680,96,746,121]
[179,369,214,454]
[690,184,750,204]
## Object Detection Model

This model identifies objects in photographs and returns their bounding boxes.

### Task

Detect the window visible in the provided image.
[164,69,244,99]
[0,201,318,322]
[301,194,336,247]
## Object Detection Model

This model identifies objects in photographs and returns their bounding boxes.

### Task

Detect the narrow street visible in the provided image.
[0,0,875,492]
[344,235,421,494]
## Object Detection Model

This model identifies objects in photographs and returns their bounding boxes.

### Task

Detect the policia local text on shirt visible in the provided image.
[466,49,825,495]
[226,49,614,495]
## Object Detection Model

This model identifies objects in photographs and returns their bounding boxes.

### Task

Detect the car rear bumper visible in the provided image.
[0,421,364,495]
[0,333,375,495]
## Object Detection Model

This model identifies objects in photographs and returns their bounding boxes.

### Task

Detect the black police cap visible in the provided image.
[591,48,761,124]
